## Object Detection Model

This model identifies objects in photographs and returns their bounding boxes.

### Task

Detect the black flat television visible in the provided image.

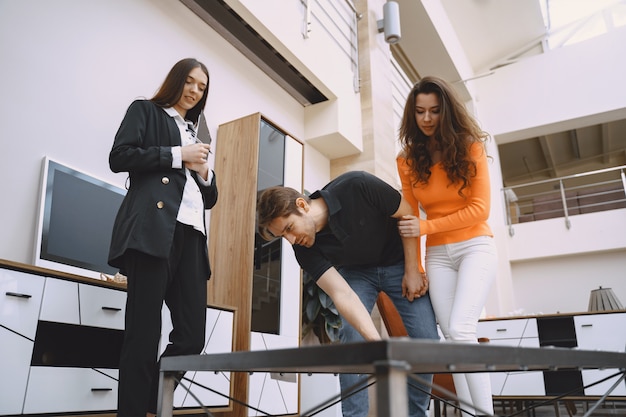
[33,157,126,279]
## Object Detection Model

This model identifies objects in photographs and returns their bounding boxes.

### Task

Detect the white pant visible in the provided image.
[426,235,497,416]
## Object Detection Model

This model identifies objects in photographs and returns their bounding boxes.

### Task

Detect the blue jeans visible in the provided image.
[337,262,439,417]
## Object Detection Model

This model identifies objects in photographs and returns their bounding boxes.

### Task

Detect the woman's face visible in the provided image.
[173,66,208,118]
[415,92,440,138]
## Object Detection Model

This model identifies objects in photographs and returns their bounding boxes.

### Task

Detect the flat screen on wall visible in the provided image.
[33,157,126,279]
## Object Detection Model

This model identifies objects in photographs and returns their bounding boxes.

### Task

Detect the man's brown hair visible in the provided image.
[256,186,310,241]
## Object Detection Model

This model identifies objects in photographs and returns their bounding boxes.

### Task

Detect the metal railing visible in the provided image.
[503,165,626,236]
[301,0,360,93]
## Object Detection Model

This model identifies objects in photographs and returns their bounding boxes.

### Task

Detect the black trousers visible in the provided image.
[117,222,209,417]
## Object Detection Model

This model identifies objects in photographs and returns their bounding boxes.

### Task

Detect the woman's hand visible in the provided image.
[398,214,420,238]
[182,142,211,164]
[402,271,429,302]
[182,143,211,179]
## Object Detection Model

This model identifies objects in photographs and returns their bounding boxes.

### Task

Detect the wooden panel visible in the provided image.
[208,113,261,417]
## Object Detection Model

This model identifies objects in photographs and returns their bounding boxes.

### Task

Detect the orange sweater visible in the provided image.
[397,143,493,271]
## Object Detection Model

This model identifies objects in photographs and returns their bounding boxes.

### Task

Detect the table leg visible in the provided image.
[157,373,175,417]
[375,360,411,417]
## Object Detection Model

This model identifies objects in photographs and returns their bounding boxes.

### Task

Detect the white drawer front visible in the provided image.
[500,370,546,396]
[582,369,626,396]
[575,312,626,352]
[23,367,118,413]
[478,318,537,340]
[161,306,235,409]
[0,327,34,415]
[248,332,299,415]
[497,338,545,396]
[0,269,45,339]
[79,284,126,329]
[206,308,234,354]
[179,370,231,408]
[40,278,79,324]
[486,338,545,396]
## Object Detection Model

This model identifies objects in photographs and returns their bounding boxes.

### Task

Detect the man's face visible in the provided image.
[267,209,317,248]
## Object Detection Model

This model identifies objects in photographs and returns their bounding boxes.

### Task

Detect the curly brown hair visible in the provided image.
[398,76,489,197]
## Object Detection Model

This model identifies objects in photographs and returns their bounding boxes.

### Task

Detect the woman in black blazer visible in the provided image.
[108,58,217,417]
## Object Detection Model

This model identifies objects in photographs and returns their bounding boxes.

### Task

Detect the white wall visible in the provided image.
[0,0,307,264]
[507,209,626,261]
[233,0,364,158]
[468,27,626,317]
[482,133,518,317]
[472,27,626,142]
[0,1,346,413]
[509,249,626,316]
[502,209,626,316]
[303,144,331,194]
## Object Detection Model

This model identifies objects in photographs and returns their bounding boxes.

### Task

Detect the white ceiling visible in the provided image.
[392,0,626,187]
[393,0,546,92]
[439,0,546,73]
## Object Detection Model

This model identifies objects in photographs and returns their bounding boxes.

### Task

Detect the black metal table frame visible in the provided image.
[157,338,626,417]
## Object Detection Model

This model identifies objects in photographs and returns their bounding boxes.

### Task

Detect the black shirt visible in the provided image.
[294,171,404,281]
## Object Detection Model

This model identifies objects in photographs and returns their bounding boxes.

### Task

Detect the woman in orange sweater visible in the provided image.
[396,76,497,417]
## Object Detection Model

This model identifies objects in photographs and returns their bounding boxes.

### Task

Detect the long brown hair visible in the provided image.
[151,58,209,125]
[398,76,488,196]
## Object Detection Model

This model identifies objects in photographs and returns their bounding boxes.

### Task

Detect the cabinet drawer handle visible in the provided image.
[496,328,507,332]
[5,291,32,299]
[581,324,593,328]
[91,388,113,392]
[101,306,122,312]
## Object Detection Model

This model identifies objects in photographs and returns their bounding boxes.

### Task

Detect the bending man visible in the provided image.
[257,171,439,417]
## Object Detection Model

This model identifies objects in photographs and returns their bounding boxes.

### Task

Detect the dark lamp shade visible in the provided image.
[588,286,624,312]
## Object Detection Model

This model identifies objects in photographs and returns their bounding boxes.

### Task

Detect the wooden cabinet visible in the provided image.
[78,283,126,329]
[208,113,303,417]
[248,333,299,415]
[0,268,44,414]
[39,278,79,324]
[22,276,125,414]
[536,315,584,396]
[160,304,235,409]
[0,260,235,416]
[478,311,626,399]
[0,326,34,415]
[0,268,45,338]
[574,312,626,396]
[478,317,538,340]
[478,318,545,396]
[23,367,118,414]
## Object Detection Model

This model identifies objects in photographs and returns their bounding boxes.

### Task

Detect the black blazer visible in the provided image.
[107,100,218,276]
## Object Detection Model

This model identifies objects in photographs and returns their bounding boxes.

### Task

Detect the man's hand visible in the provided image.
[402,270,428,302]
[317,268,382,341]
